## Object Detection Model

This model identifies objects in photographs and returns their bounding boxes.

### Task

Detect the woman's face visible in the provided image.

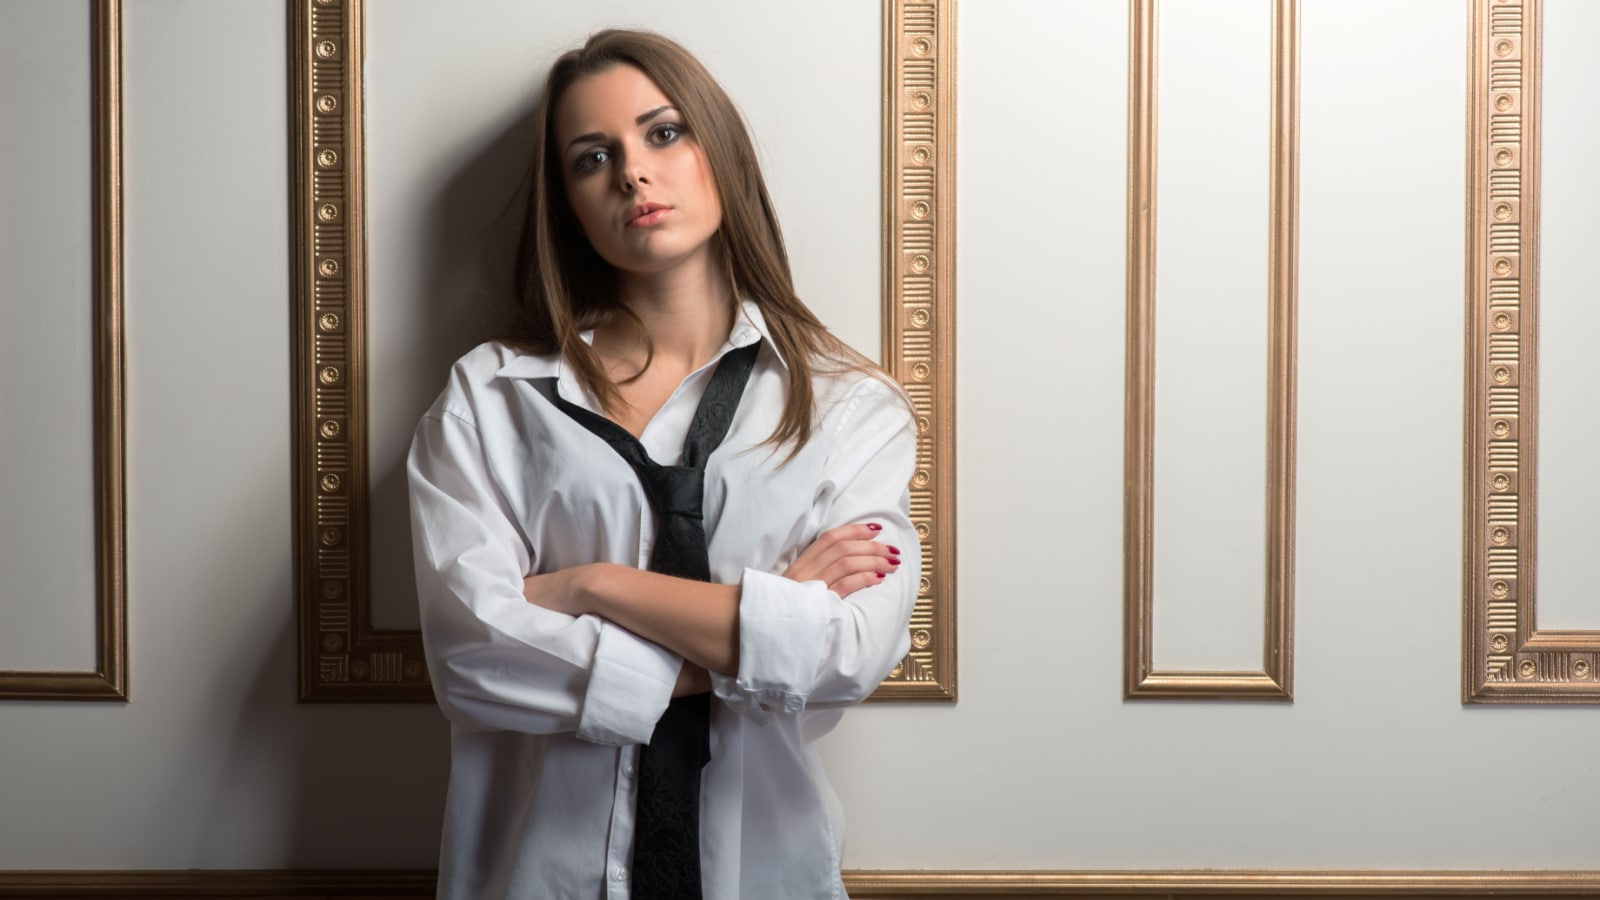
[554,64,722,281]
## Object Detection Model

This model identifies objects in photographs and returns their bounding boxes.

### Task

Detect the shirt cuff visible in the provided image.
[576,620,680,745]
[712,568,830,718]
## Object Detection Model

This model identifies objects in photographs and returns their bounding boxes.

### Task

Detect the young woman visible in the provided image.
[408,29,918,899]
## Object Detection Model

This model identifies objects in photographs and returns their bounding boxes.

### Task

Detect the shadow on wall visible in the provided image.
[183,104,548,861]
[367,99,543,632]
[188,569,449,866]
[206,101,547,858]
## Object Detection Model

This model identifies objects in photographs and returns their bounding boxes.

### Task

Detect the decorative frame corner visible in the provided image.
[1463,0,1600,704]
[292,0,428,701]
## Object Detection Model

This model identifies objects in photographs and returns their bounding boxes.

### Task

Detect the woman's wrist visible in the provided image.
[673,661,712,697]
[577,562,623,618]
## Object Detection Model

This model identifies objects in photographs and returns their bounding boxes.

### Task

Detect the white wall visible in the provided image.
[2,0,1599,872]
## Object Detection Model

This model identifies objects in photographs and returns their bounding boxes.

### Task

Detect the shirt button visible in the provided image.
[624,764,636,778]
[612,866,628,882]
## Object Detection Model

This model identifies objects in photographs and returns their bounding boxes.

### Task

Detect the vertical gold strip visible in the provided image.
[0,0,126,700]
[1124,0,1297,700]
[91,0,127,700]
[1465,0,1600,703]
[1265,0,1299,697]
[876,0,957,700]
[1124,0,1159,697]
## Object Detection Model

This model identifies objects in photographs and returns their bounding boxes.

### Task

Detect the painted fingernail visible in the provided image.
[866,523,883,532]
[888,557,901,566]
[887,546,901,555]
[876,571,887,578]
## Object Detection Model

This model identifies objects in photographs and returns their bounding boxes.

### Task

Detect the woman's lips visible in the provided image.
[626,203,670,227]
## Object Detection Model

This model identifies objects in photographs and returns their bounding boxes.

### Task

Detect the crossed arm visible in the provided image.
[521,523,903,695]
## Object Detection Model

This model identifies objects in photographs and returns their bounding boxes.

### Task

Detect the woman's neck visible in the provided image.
[601,252,736,375]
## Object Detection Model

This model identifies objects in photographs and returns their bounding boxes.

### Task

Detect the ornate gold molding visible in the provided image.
[6,869,1600,897]
[1123,0,1298,700]
[876,0,956,700]
[291,3,957,700]
[0,0,126,701]
[1463,0,1599,703]
[292,0,411,701]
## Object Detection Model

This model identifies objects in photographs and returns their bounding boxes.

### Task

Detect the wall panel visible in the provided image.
[1124,0,1296,698]
[0,0,125,700]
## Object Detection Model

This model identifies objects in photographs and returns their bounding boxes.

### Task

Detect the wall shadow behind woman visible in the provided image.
[366,99,543,634]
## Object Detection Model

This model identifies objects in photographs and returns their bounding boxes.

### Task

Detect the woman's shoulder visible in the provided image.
[444,341,559,386]
[425,340,561,424]
[806,355,915,433]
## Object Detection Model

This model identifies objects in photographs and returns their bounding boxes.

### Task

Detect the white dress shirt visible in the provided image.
[408,301,919,899]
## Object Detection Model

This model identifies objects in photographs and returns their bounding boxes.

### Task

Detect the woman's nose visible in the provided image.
[619,157,650,193]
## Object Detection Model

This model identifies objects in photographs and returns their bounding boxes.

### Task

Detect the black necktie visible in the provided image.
[552,340,761,900]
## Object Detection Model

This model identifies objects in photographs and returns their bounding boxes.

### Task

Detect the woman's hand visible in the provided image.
[782,523,901,599]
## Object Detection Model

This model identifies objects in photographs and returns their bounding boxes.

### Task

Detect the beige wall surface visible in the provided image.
[2,0,1599,873]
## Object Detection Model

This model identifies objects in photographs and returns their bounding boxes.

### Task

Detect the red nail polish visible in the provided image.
[875,571,886,578]
[888,557,901,566]
[887,546,901,555]
[866,523,882,532]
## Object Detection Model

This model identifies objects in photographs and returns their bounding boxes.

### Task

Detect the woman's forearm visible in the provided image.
[588,564,741,673]
[525,563,741,675]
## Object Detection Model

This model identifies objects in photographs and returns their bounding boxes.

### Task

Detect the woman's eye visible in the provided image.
[573,148,610,173]
[649,123,685,145]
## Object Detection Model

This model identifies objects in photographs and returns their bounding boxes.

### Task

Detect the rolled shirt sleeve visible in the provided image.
[409,402,680,745]
[711,379,920,717]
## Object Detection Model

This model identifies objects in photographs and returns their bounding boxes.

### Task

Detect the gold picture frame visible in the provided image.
[0,0,126,702]
[290,0,956,701]
[1123,0,1298,699]
[1463,0,1600,703]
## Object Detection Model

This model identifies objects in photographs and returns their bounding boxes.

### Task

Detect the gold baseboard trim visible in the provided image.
[846,870,1600,896]
[4,870,1600,897]
[0,869,434,897]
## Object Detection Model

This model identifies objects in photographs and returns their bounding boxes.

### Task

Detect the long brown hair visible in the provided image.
[504,28,880,452]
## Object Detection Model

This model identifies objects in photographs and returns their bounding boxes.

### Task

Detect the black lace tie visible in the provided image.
[551,339,761,900]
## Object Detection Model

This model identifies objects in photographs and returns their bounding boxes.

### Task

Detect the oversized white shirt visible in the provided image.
[408,301,919,900]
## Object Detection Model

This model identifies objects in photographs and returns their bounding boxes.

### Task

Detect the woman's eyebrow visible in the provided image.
[635,105,675,125]
[565,131,602,152]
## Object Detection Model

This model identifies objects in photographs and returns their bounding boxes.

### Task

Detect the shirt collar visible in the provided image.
[494,298,786,380]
